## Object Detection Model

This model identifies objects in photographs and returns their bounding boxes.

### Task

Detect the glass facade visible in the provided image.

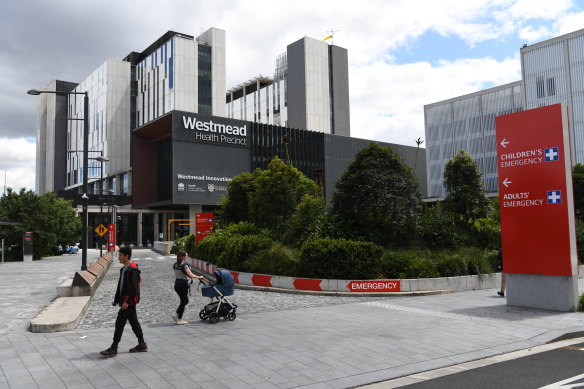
[66,62,109,187]
[135,37,176,126]
[424,82,522,198]
[227,75,288,127]
[198,44,212,115]
[522,31,584,163]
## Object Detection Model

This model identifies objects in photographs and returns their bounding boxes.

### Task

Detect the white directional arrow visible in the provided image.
[503,178,512,187]
[500,138,510,148]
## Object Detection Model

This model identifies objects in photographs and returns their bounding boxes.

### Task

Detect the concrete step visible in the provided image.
[30,296,91,333]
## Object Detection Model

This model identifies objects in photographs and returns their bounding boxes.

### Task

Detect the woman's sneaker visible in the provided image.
[177,319,188,325]
[129,342,148,353]
[172,313,179,323]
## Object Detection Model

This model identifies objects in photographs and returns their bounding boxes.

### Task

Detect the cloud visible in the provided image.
[0,0,583,195]
[350,55,521,144]
[0,138,37,193]
[519,25,552,41]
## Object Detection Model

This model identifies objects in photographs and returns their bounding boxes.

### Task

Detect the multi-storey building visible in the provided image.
[34,29,425,248]
[36,29,226,196]
[425,27,584,198]
[227,36,350,136]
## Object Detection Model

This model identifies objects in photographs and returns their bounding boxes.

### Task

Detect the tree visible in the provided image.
[248,157,319,235]
[220,172,257,225]
[283,194,328,247]
[573,164,584,221]
[443,150,489,222]
[0,189,81,260]
[332,142,422,247]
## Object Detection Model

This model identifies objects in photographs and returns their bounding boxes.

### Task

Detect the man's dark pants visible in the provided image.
[113,305,144,344]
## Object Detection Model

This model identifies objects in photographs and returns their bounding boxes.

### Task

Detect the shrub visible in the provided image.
[299,239,384,279]
[580,291,584,311]
[184,234,197,257]
[170,235,190,254]
[406,257,440,279]
[193,234,231,264]
[283,194,327,246]
[577,220,584,264]
[244,243,300,276]
[418,204,466,248]
[381,251,415,279]
[434,249,496,276]
[217,234,274,270]
[468,217,501,249]
[220,221,268,237]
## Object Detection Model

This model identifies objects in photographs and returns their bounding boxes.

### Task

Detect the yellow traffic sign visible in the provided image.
[95,224,108,237]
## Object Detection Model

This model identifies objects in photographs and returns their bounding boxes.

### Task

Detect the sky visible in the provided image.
[1,0,584,194]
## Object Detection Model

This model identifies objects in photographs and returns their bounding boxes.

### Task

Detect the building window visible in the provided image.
[121,173,128,195]
[536,76,545,99]
[547,78,556,96]
[109,177,117,194]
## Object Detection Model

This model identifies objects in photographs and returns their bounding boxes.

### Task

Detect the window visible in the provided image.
[121,173,128,195]
[547,78,556,96]
[536,76,545,99]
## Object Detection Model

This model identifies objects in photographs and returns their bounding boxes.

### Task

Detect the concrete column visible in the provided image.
[189,204,203,235]
[161,213,168,241]
[170,212,176,241]
[507,273,579,311]
[137,212,143,247]
[154,212,159,241]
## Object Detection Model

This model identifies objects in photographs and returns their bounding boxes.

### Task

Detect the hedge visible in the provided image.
[299,239,384,279]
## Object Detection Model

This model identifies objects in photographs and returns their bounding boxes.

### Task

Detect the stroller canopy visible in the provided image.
[214,269,235,288]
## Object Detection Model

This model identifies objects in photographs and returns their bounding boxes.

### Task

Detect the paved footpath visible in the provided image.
[2,250,584,388]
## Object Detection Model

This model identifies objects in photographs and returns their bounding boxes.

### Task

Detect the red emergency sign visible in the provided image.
[495,104,577,276]
[348,280,400,292]
[195,212,214,245]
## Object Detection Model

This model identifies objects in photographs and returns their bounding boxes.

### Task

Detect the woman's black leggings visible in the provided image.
[174,279,189,319]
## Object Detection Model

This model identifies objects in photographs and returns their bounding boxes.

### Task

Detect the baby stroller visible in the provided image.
[199,269,237,324]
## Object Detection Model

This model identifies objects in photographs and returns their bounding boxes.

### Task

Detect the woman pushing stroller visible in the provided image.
[172,251,205,324]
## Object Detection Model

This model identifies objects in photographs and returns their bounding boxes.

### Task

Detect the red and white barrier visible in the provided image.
[189,257,402,293]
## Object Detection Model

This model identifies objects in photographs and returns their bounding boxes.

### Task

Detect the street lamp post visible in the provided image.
[28,88,90,271]
[94,155,109,257]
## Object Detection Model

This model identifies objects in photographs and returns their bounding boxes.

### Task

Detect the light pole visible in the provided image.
[3,170,6,196]
[28,88,90,271]
[94,155,109,256]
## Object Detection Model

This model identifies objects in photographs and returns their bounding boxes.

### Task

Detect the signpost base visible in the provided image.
[507,273,578,311]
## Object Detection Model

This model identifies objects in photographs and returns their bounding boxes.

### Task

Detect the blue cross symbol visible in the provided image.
[547,190,562,204]
[545,147,559,161]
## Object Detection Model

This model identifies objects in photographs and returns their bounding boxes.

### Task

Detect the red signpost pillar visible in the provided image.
[195,213,214,245]
[496,104,578,311]
[107,224,117,252]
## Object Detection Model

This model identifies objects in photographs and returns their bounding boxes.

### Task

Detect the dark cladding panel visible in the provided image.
[329,46,350,137]
[324,135,427,203]
[172,111,250,148]
[173,141,251,204]
[132,134,159,207]
[53,81,78,192]
[286,39,307,130]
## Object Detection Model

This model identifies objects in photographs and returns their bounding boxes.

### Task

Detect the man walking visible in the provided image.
[100,246,148,357]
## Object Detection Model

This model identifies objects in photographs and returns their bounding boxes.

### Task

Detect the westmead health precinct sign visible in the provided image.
[495,103,578,311]
[174,113,249,147]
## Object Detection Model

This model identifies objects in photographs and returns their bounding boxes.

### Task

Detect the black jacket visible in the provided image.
[113,261,141,306]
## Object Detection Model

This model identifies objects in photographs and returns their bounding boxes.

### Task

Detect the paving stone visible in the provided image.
[4,249,584,388]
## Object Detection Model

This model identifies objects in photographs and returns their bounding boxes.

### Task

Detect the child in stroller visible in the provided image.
[199,269,237,324]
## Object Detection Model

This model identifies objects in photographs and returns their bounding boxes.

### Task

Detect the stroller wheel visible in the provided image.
[199,310,208,320]
[209,312,220,324]
[227,311,236,321]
